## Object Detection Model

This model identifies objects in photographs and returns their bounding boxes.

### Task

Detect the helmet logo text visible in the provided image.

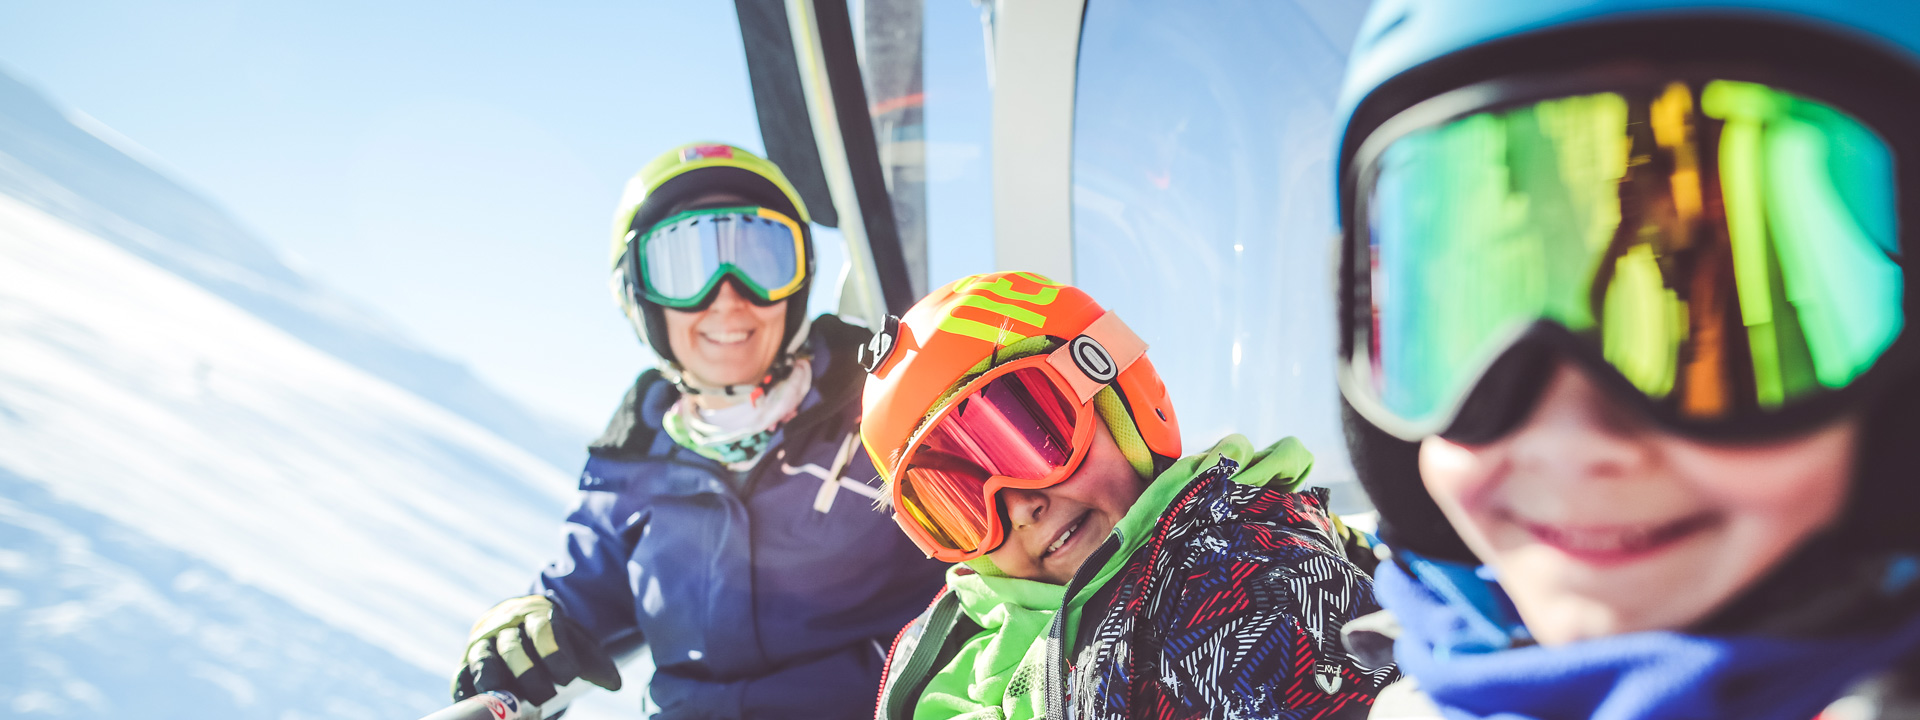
[1071,335,1118,383]
[680,144,735,161]
[935,274,1066,345]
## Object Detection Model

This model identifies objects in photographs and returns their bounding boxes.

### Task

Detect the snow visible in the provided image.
[0,190,577,670]
[0,455,442,716]
[0,191,560,715]
[0,69,653,718]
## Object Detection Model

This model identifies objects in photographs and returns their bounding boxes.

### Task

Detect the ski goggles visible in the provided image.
[1341,76,1906,441]
[630,206,807,308]
[888,313,1146,562]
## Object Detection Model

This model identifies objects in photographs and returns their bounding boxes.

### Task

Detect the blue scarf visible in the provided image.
[1377,556,1920,720]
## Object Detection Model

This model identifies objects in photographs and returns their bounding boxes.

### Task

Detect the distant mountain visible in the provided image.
[0,180,578,716]
[0,68,585,471]
[0,69,650,718]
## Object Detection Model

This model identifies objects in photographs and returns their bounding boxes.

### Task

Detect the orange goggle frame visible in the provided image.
[888,312,1147,562]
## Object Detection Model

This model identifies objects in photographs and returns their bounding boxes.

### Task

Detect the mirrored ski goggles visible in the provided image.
[890,313,1146,562]
[632,206,807,308]
[1343,78,1905,440]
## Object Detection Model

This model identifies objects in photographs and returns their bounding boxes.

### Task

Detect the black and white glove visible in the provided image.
[451,595,622,705]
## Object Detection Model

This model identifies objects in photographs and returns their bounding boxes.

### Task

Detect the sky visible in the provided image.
[0,0,775,435]
[0,0,1365,491]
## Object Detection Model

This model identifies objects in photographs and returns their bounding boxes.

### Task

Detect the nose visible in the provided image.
[707,278,749,311]
[1000,487,1048,531]
[1504,362,1653,481]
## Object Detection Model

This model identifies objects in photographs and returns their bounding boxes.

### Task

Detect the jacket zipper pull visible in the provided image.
[1044,533,1121,720]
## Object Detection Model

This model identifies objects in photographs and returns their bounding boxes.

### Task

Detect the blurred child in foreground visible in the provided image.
[1329,1,1920,717]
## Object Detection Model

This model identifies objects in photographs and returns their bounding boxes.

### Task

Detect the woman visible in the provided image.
[1329,2,1920,717]
[451,143,947,719]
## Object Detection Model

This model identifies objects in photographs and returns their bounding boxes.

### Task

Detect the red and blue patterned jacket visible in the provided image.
[877,436,1397,720]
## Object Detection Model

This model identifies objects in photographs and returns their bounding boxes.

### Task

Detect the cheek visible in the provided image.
[986,541,1037,576]
[662,309,702,351]
[1078,430,1146,517]
[663,308,696,334]
[1418,437,1517,563]
[1419,437,1500,516]
[755,303,788,332]
[1050,462,1132,515]
[1093,473,1144,518]
[1040,424,1145,525]
[1670,426,1854,541]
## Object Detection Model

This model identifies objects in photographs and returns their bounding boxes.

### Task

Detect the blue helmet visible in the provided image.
[1332,0,1920,625]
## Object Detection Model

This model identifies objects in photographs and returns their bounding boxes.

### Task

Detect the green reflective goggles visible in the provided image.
[1342,78,1905,440]
[630,206,808,309]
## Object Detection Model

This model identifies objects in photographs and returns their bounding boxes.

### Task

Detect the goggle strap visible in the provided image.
[1045,311,1147,404]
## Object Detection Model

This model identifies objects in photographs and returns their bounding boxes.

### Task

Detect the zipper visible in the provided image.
[1044,532,1122,720]
[1038,456,1249,719]
[882,591,967,720]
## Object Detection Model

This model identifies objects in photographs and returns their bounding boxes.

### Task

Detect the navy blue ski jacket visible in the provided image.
[534,316,948,719]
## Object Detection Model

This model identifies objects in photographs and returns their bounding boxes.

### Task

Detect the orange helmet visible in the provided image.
[859,271,1181,560]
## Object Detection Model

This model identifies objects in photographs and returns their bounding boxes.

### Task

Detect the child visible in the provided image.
[859,272,1394,719]
[1329,1,1920,717]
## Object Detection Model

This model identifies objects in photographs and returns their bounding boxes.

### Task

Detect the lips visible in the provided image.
[1517,512,1721,566]
[1040,511,1090,561]
[699,328,753,345]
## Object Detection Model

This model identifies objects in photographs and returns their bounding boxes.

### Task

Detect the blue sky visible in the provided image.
[0,0,1368,488]
[0,0,775,434]
[0,0,997,438]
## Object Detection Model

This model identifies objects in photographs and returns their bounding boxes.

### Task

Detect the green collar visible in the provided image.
[948,434,1319,634]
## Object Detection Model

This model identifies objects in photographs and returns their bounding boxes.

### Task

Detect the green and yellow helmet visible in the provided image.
[608,142,815,364]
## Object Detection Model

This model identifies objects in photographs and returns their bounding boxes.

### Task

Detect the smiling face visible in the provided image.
[661,279,788,392]
[987,418,1147,584]
[651,191,793,395]
[1418,362,1857,645]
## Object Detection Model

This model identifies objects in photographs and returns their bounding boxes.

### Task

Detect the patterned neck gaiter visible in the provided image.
[663,358,812,471]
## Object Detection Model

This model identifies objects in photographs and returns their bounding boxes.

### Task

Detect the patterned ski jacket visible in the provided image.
[875,435,1398,720]
[534,315,948,719]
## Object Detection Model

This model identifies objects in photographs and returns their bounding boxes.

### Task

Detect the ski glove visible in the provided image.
[452,595,622,705]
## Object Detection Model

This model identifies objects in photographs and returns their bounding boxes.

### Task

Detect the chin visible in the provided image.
[1500,542,1729,643]
[1515,589,1706,645]
[693,346,780,378]
[688,353,757,380]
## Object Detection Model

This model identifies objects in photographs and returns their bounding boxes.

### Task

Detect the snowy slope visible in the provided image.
[0,191,591,716]
[0,69,658,716]
[0,68,586,471]
[0,465,444,717]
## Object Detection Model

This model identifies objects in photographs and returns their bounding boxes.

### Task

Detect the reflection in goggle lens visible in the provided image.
[900,367,1079,551]
[641,209,803,304]
[1364,80,1900,428]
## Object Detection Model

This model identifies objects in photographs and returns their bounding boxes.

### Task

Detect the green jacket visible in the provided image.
[875,434,1338,720]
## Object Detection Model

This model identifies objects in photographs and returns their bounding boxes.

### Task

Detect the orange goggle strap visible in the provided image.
[1044,311,1148,405]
